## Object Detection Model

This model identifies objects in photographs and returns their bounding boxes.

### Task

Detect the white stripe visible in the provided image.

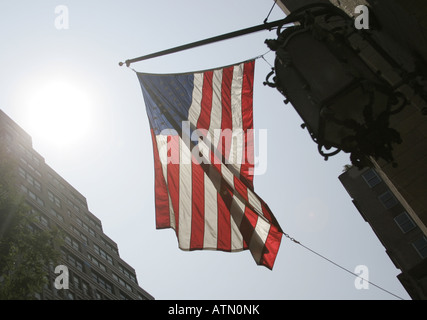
[229,195,245,251]
[203,174,218,249]
[209,69,223,149]
[188,73,204,127]
[230,64,244,174]
[250,217,271,264]
[221,164,244,251]
[156,135,169,166]
[156,135,176,229]
[178,138,192,250]
[247,188,263,217]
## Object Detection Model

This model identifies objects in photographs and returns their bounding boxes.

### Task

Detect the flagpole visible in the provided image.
[119,17,293,67]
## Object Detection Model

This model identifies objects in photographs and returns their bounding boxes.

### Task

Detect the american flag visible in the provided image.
[137,60,283,269]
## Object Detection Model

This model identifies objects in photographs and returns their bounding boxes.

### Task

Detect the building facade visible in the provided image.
[274,0,427,299]
[0,109,154,300]
[339,166,427,300]
[276,0,427,251]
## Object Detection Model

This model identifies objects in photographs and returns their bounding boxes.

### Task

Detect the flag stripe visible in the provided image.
[230,64,244,179]
[197,71,213,130]
[152,131,171,229]
[203,173,218,249]
[220,66,233,161]
[250,215,271,264]
[188,73,204,126]
[241,61,255,185]
[209,69,223,148]
[190,158,205,249]
[168,136,181,232]
[178,139,192,250]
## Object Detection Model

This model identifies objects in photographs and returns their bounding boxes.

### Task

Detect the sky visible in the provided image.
[0,0,411,300]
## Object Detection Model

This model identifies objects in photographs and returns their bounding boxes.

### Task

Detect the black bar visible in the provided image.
[119,18,290,67]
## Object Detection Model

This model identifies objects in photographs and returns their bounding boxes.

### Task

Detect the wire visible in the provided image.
[282,232,406,300]
[264,0,278,24]
[259,52,274,69]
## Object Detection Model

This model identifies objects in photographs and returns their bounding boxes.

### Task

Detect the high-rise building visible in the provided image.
[339,166,427,300]
[0,109,154,300]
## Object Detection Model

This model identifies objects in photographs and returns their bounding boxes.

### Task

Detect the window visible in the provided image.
[100,237,118,255]
[93,244,113,265]
[39,215,49,227]
[71,273,81,290]
[20,184,44,207]
[378,191,398,209]
[394,212,416,234]
[87,253,107,272]
[77,217,97,238]
[50,208,64,222]
[48,190,62,208]
[92,272,113,294]
[362,169,382,188]
[71,226,88,245]
[81,281,91,297]
[118,264,137,284]
[66,291,75,300]
[412,236,427,259]
[112,273,134,292]
[64,234,81,252]
[63,250,84,272]
[119,291,132,300]
[94,290,103,300]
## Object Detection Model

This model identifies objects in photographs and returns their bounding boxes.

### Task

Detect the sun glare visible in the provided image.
[27,80,93,147]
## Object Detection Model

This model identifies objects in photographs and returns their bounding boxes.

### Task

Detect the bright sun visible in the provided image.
[27,80,93,147]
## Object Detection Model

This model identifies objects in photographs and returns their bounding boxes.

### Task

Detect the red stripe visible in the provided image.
[240,61,255,187]
[217,191,231,251]
[190,156,205,249]
[197,71,213,130]
[260,227,283,270]
[151,130,170,229]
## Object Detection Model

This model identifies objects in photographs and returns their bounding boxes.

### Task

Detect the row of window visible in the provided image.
[64,233,138,293]
[20,156,42,178]
[17,141,41,167]
[17,142,106,247]
[29,200,138,291]
[92,271,114,295]
[93,243,114,265]
[18,143,88,217]
[21,184,44,207]
[362,169,427,259]
[47,172,90,215]
[22,179,106,248]
[62,245,138,297]
[19,166,41,191]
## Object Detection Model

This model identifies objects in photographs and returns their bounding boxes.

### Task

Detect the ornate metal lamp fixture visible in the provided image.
[264,4,407,168]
